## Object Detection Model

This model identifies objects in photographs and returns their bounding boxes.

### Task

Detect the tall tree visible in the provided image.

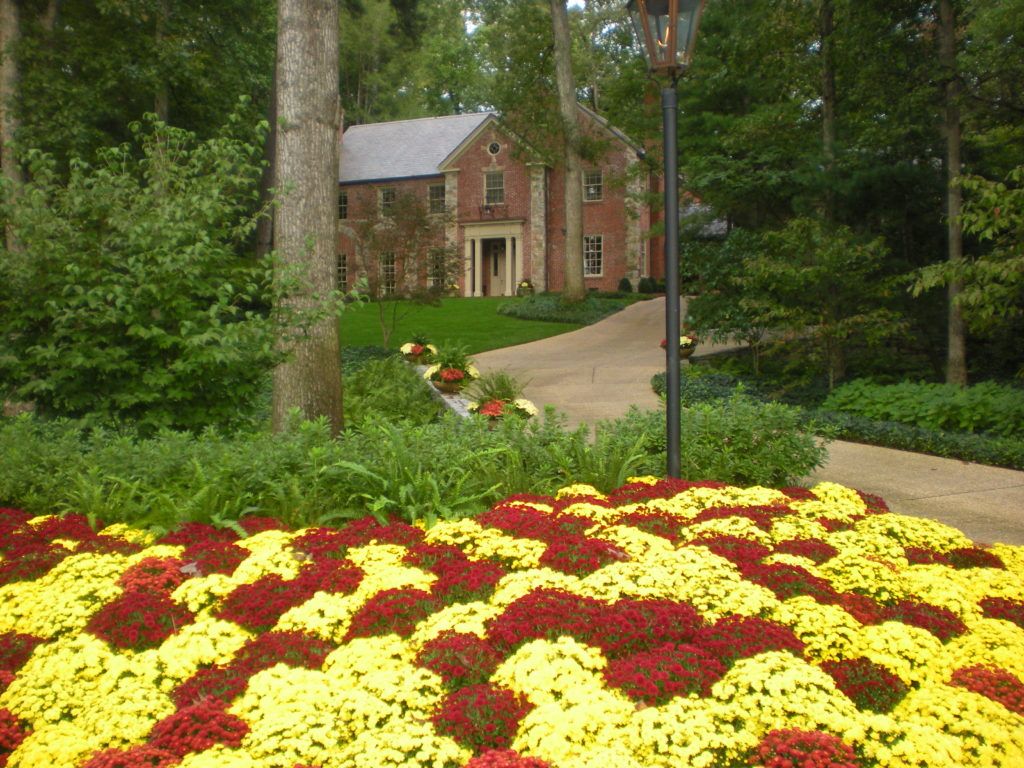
[0,0,23,205]
[271,0,343,434]
[550,0,585,302]
[938,0,967,386]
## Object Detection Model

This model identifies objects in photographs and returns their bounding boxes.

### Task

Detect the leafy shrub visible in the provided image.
[498,294,629,324]
[343,357,443,427]
[617,277,634,293]
[0,410,650,530]
[823,379,1024,438]
[600,395,828,487]
[0,114,292,434]
[650,368,767,405]
[468,372,527,404]
[637,277,658,294]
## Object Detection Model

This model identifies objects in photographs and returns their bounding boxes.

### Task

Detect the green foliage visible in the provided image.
[650,367,766,406]
[0,408,657,529]
[823,379,1024,439]
[0,114,286,434]
[343,357,443,428]
[497,294,629,324]
[811,411,1024,472]
[468,371,527,403]
[617,277,633,293]
[602,396,828,488]
[914,165,1024,342]
[341,346,396,375]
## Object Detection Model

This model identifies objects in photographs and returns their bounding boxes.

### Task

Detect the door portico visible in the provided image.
[463,221,524,297]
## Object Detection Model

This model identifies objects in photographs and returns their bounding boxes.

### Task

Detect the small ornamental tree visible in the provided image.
[0,113,286,433]
[341,187,461,346]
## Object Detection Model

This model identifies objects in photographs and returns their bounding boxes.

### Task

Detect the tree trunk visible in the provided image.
[271,0,343,434]
[255,58,277,261]
[1,0,21,251]
[153,0,169,121]
[820,0,837,223]
[939,0,967,386]
[550,0,585,302]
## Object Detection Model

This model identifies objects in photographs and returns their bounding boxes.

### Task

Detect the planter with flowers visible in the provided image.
[400,336,438,365]
[515,280,534,297]
[468,398,539,422]
[661,334,699,360]
[423,348,479,395]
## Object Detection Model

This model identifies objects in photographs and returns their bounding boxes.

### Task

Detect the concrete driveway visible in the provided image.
[474,297,1024,546]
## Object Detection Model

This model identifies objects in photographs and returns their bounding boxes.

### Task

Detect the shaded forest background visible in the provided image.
[2,0,1022,393]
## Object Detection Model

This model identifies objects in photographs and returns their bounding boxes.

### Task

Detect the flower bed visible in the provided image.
[1,480,1023,768]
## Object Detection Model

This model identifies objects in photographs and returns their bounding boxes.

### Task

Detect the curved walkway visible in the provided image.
[475,297,1024,546]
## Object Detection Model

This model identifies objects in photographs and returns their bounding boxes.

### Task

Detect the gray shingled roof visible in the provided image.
[339,112,495,184]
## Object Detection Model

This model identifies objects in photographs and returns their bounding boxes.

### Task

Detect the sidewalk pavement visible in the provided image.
[474,297,1024,546]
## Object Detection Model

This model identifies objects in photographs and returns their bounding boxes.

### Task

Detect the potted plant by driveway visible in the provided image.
[660,334,699,359]
[400,335,438,364]
[423,347,479,394]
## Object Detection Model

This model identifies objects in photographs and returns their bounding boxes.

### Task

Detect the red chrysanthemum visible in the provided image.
[465,750,551,768]
[440,368,466,383]
[838,592,886,625]
[780,487,818,502]
[0,632,44,675]
[0,708,30,765]
[949,665,1024,715]
[0,541,71,585]
[80,745,179,768]
[478,505,594,542]
[686,535,772,567]
[172,665,251,709]
[293,518,423,560]
[857,491,889,514]
[403,543,470,571]
[740,562,839,604]
[118,557,187,594]
[486,589,604,655]
[773,538,838,564]
[148,700,249,756]
[593,599,706,658]
[157,522,238,547]
[538,535,629,576]
[477,399,506,418]
[87,591,194,651]
[606,478,727,506]
[612,509,687,544]
[821,657,908,713]
[879,600,967,643]
[417,632,503,690]
[232,630,336,673]
[550,494,615,515]
[979,596,1024,631]
[750,728,862,768]
[345,588,439,640]
[694,614,805,667]
[179,541,248,577]
[604,643,725,706]
[432,684,531,753]
[690,505,784,532]
[945,547,1005,570]
[431,559,506,604]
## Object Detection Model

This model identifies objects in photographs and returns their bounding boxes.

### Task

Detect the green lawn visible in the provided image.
[338,297,583,354]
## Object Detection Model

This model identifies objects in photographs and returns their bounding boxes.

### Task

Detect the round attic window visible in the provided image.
[487,141,501,156]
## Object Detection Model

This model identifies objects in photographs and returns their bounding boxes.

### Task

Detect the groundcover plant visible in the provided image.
[1,479,1023,768]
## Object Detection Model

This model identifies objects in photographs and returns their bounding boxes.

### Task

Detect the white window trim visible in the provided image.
[583,234,603,277]
[379,187,396,216]
[428,184,446,214]
[484,171,505,206]
[583,170,603,202]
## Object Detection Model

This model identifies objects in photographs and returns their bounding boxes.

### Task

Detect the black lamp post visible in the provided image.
[626,0,704,478]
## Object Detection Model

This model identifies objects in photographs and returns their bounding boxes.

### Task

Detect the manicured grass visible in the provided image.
[339,297,583,354]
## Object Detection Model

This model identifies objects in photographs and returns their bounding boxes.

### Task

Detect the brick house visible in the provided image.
[336,105,654,297]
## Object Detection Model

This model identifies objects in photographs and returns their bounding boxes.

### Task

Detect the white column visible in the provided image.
[474,240,484,296]
[504,236,513,296]
[463,236,473,298]
[512,237,520,287]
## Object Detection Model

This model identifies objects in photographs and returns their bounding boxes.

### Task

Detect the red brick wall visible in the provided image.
[337,116,654,296]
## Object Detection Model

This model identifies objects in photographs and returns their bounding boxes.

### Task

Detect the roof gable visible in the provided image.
[339,112,494,184]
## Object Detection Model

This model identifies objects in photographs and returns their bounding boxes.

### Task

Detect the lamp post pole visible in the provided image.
[662,80,681,478]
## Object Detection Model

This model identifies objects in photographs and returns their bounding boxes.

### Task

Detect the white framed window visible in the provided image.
[584,170,603,202]
[428,184,446,214]
[338,189,348,219]
[336,253,348,291]
[584,235,603,276]
[379,187,396,216]
[485,171,504,205]
[427,248,445,289]
[380,252,396,296]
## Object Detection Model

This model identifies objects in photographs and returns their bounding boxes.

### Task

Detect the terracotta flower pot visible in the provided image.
[432,380,463,394]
